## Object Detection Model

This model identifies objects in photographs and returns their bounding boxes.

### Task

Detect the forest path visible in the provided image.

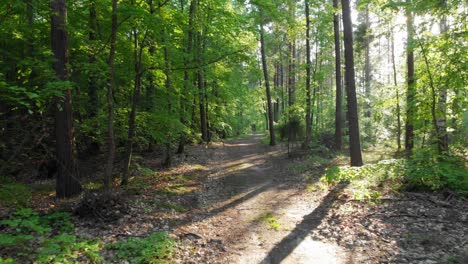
[174,134,352,263]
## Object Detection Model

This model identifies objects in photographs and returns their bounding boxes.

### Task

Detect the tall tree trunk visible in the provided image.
[51,0,82,197]
[437,6,448,152]
[364,5,372,138]
[304,0,312,145]
[104,0,117,189]
[122,29,143,185]
[196,29,208,142]
[391,28,402,151]
[146,0,156,112]
[333,0,343,150]
[259,16,276,146]
[341,0,363,166]
[88,1,99,118]
[405,4,415,152]
[177,0,195,154]
[163,31,173,167]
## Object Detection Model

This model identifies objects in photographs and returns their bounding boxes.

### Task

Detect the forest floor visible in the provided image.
[11,134,467,263]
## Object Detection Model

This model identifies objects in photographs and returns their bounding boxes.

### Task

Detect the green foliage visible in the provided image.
[406,148,468,195]
[107,232,175,264]
[321,159,406,201]
[0,209,102,263]
[0,181,32,208]
[321,150,468,198]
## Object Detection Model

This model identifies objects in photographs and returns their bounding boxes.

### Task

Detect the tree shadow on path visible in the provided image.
[260,182,349,264]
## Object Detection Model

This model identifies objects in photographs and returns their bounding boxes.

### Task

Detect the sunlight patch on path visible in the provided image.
[233,237,349,264]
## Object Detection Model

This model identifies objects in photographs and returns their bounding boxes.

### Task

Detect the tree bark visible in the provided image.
[259,15,276,146]
[391,28,401,151]
[405,4,415,152]
[88,1,99,118]
[437,6,448,152]
[51,0,82,197]
[104,0,117,188]
[341,0,363,166]
[122,28,144,185]
[177,0,196,154]
[304,0,312,146]
[364,5,371,138]
[333,0,343,150]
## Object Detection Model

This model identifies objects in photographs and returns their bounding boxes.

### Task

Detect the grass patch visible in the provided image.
[156,184,192,196]
[82,181,103,190]
[255,212,280,231]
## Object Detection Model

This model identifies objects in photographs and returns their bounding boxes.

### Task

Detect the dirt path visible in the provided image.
[173,134,352,263]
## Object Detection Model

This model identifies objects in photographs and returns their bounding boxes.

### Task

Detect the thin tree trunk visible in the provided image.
[341,0,363,166]
[163,31,173,167]
[364,5,371,138]
[104,0,117,188]
[405,4,415,152]
[437,8,448,152]
[51,0,82,197]
[391,28,401,151]
[333,0,343,150]
[259,15,276,146]
[304,0,312,146]
[88,1,99,118]
[196,29,208,142]
[122,28,144,185]
[177,0,195,154]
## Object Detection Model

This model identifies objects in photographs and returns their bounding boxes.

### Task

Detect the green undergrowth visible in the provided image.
[0,178,32,208]
[405,148,468,195]
[106,232,175,264]
[0,208,102,263]
[321,159,406,202]
[0,209,175,263]
[319,149,468,201]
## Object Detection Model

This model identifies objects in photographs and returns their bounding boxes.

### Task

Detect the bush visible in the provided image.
[406,148,468,195]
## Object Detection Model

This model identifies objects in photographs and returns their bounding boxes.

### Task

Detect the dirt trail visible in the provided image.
[174,134,352,263]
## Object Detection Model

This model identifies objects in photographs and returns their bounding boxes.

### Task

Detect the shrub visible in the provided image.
[406,148,468,195]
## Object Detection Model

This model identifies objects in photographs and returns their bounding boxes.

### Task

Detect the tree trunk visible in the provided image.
[259,16,276,146]
[88,1,99,118]
[405,4,415,152]
[196,29,208,142]
[177,0,196,154]
[304,0,312,146]
[163,31,173,167]
[391,28,401,151]
[333,0,343,150]
[51,0,82,197]
[437,7,448,152]
[364,5,371,138]
[341,0,363,166]
[104,0,117,189]
[122,29,143,185]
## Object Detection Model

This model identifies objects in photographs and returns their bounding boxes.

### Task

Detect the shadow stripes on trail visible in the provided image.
[260,183,349,264]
